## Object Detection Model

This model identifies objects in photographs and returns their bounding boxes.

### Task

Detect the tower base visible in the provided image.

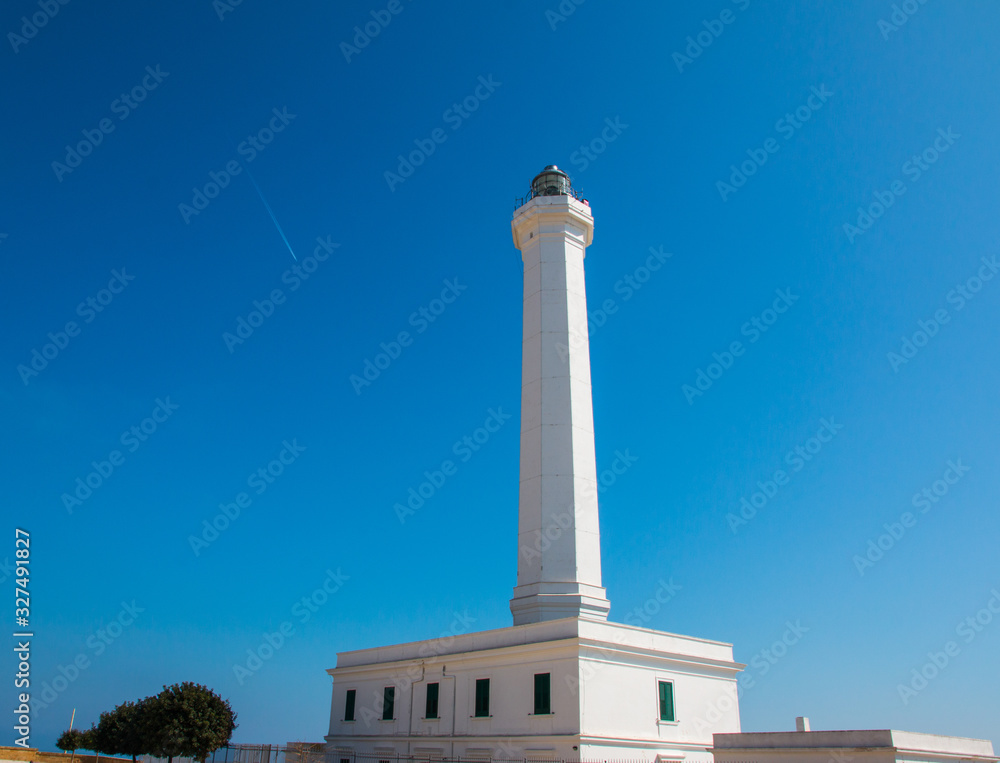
[325,618,742,763]
[509,582,610,625]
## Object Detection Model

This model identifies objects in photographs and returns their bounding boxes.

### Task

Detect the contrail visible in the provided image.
[243,163,297,261]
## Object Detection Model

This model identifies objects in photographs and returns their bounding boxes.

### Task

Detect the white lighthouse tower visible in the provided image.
[324,168,744,763]
[509,166,610,626]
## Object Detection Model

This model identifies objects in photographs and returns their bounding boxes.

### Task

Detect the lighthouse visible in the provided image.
[323,167,744,762]
[509,166,611,625]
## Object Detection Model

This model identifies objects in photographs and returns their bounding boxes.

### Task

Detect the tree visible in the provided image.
[56,729,87,754]
[93,699,155,762]
[148,682,238,763]
[80,729,99,754]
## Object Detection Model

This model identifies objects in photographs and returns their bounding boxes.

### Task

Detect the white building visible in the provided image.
[324,167,742,761]
[713,723,998,763]
[321,167,995,763]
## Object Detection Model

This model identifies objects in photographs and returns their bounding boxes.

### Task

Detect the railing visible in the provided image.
[513,185,587,211]
[138,743,295,763]
[189,744,657,763]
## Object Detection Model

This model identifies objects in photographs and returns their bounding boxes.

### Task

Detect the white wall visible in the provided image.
[328,639,581,746]
[578,647,741,750]
[326,619,743,762]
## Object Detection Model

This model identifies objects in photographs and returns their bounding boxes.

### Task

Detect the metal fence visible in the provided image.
[177,744,658,763]
[138,744,324,763]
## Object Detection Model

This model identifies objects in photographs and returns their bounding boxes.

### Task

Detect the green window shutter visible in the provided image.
[658,681,675,722]
[533,673,551,714]
[475,678,490,717]
[426,682,440,719]
[344,689,356,721]
[383,686,395,720]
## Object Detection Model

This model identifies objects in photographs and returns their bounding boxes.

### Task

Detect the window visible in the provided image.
[382,686,395,721]
[658,680,675,722]
[533,673,551,715]
[340,758,350,763]
[344,689,356,721]
[474,678,490,717]
[425,682,440,719]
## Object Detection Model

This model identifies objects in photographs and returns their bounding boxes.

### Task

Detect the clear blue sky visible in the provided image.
[3,0,999,751]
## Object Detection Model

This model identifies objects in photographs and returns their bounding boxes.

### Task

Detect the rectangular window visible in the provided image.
[382,686,395,721]
[533,673,551,715]
[425,682,440,719]
[474,678,490,717]
[344,689,356,721]
[658,680,675,722]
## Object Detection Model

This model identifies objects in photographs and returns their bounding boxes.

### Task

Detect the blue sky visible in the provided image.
[3,0,999,751]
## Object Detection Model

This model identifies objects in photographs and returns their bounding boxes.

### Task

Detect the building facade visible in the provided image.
[326,618,741,761]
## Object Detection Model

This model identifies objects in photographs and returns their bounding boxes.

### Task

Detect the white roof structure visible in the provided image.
[713,727,997,763]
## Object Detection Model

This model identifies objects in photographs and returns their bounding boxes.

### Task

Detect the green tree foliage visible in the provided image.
[63,683,236,763]
[79,729,99,753]
[92,699,155,761]
[56,729,87,754]
[148,682,238,763]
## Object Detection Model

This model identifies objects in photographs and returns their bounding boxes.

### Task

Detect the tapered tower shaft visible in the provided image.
[509,166,610,626]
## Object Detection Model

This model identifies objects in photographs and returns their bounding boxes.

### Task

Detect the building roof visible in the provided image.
[330,616,739,672]
[713,729,996,760]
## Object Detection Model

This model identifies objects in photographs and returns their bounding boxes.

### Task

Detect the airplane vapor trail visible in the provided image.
[244,164,297,261]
